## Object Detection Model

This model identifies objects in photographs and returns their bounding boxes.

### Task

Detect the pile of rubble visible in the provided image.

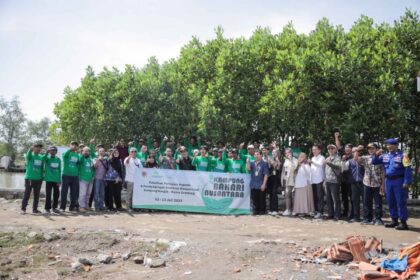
[297,236,420,280]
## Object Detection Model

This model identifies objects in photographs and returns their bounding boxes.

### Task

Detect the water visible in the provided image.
[0,171,25,189]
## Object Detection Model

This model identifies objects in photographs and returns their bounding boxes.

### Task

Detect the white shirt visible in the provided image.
[310,154,325,184]
[295,164,311,188]
[124,157,142,182]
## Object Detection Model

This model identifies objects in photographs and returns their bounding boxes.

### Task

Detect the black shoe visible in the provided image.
[21,209,26,215]
[33,209,41,214]
[395,221,409,231]
[52,209,60,214]
[385,219,399,228]
[360,220,373,225]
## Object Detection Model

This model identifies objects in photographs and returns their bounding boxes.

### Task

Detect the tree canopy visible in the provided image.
[52,10,420,150]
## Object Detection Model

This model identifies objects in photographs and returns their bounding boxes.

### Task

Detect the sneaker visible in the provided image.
[127,209,133,213]
[32,209,41,214]
[350,218,361,223]
[374,219,384,226]
[270,211,278,216]
[20,209,26,215]
[314,213,322,219]
[52,209,60,214]
[292,212,297,216]
[395,221,408,231]
[385,220,399,228]
[79,208,87,213]
[282,210,291,216]
[44,209,51,214]
[360,220,373,225]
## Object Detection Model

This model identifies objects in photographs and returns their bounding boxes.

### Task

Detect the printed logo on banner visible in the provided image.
[201,173,246,213]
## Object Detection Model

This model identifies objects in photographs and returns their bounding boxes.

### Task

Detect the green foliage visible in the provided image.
[53,11,420,150]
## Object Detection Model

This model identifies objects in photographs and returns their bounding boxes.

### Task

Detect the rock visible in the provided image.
[71,262,83,272]
[148,259,166,268]
[133,256,144,264]
[18,257,28,267]
[78,257,94,266]
[169,241,187,252]
[47,260,62,266]
[112,253,121,259]
[96,254,112,264]
[27,231,38,238]
[184,271,192,275]
[233,268,241,273]
[43,233,53,242]
[122,252,131,261]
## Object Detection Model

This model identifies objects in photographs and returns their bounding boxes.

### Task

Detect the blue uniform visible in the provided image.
[372,150,412,221]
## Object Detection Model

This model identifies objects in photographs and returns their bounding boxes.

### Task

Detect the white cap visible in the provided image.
[247,145,254,149]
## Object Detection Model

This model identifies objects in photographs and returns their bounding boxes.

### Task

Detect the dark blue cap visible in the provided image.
[386,138,399,145]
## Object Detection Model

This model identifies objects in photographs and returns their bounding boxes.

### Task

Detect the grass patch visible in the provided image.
[0,232,45,249]
[57,268,71,277]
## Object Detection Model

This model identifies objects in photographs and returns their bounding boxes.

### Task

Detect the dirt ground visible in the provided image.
[1,198,420,280]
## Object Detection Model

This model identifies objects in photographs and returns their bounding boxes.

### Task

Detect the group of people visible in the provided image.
[21,133,413,230]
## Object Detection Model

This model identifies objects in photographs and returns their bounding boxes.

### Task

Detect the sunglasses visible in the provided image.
[130,151,137,153]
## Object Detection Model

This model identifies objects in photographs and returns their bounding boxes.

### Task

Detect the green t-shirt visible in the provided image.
[25,150,45,180]
[227,159,247,174]
[44,155,61,183]
[62,149,80,177]
[192,156,210,171]
[136,152,148,166]
[79,156,94,182]
[212,158,227,173]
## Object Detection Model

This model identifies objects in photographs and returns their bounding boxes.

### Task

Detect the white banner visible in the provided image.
[133,168,251,215]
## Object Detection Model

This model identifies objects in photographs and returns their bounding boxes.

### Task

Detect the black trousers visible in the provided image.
[89,179,95,208]
[45,181,60,210]
[60,175,79,211]
[312,182,324,214]
[105,181,122,210]
[251,188,266,215]
[341,182,353,218]
[267,175,279,212]
[21,179,42,211]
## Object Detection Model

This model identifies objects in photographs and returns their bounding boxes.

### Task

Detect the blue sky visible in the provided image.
[0,0,419,121]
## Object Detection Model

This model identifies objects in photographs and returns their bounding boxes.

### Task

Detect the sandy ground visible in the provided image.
[1,198,420,280]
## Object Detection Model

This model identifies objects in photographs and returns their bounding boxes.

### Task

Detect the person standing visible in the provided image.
[43,146,61,213]
[61,141,81,212]
[323,144,343,221]
[355,143,385,226]
[124,147,142,212]
[266,149,282,215]
[281,148,297,216]
[226,149,247,174]
[293,153,314,216]
[176,147,195,171]
[105,149,124,211]
[335,132,354,220]
[247,151,269,215]
[192,146,210,171]
[372,138,412,230]
[309,144,325,219]
[93,147,108,211]
[344,148,365,222]
[159,147,176,169]
[115,139,129,161]
[21,143,45,214]
[78,147,95,212]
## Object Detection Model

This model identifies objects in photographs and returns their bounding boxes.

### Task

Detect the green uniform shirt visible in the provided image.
[62,149,80,177]
[79,156,94,182]
[192,156,210,171]
[227,159,247,174]
[25,150,45,180]
[136,152,148,166]
[44,155,61,183]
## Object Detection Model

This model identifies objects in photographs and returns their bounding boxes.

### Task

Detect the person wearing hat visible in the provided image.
[281,148,298,216]
[60,141,81,212]
[124,147,142,212]
[372,138,412,230]
[21,143,45,214]
[208,147,220,172]
[323,144,344,220]
[192,145,210,172]
[176,146,195,171]
[354,143,385,226]
[226,149,247,173]
[43,146,61,213]
[209,148,228,173]
[239,144,256,173]
[78,147,95,212]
